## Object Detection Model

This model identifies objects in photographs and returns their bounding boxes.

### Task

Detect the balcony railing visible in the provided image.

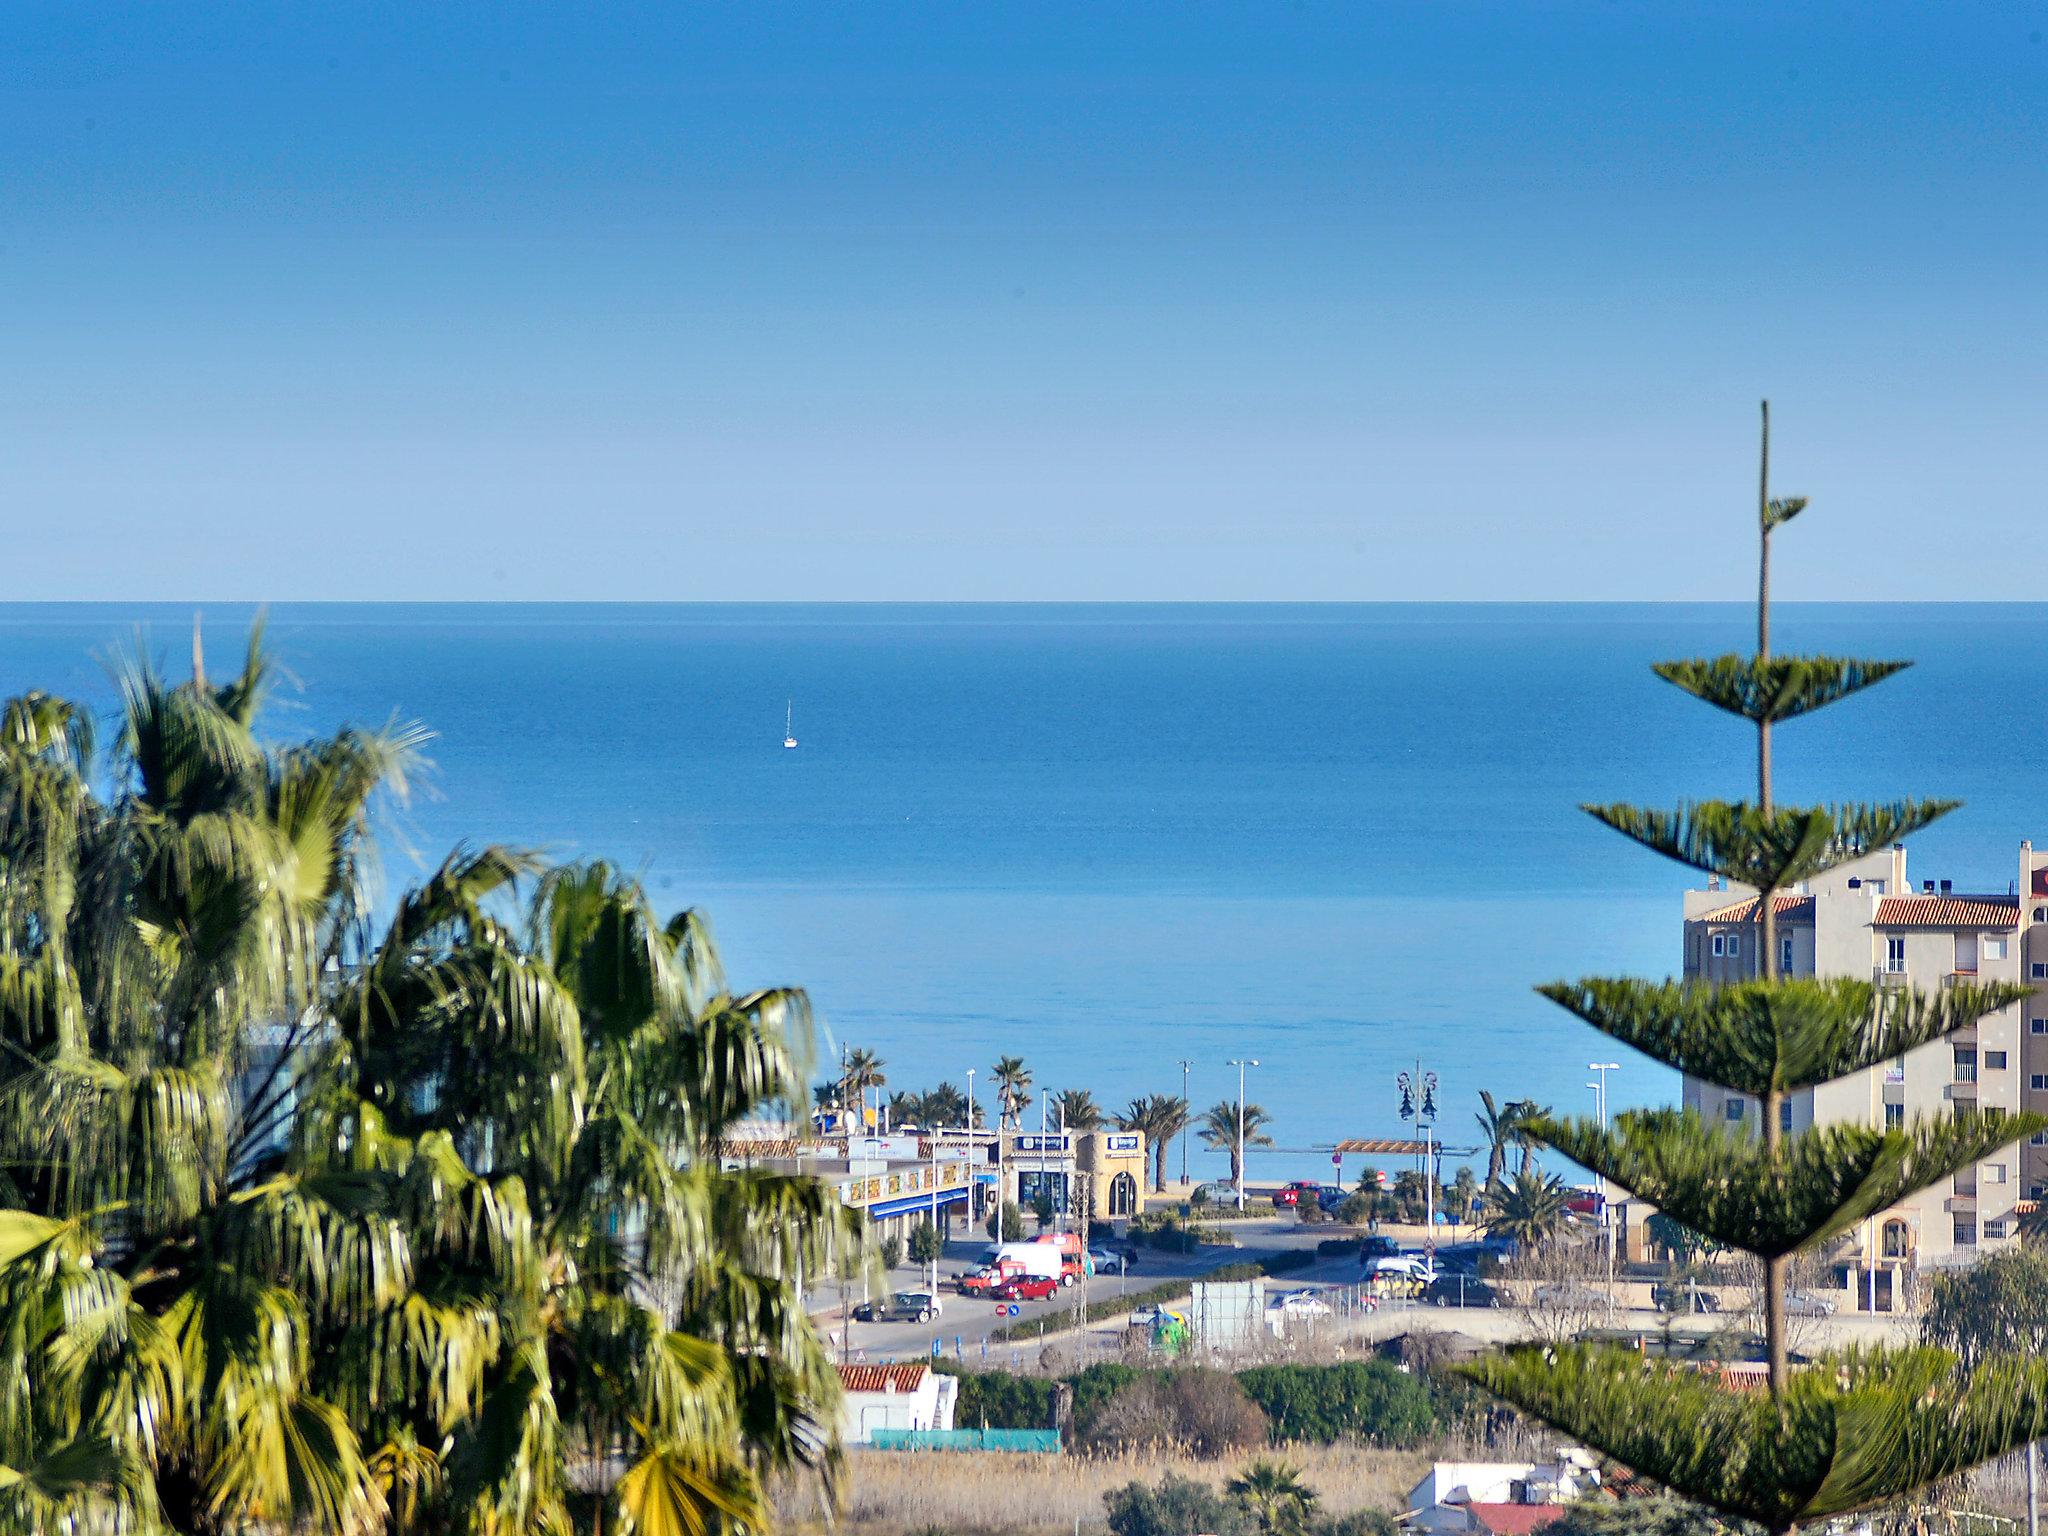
[1875,965,1910,988]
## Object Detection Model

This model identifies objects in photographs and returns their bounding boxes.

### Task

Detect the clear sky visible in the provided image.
[4,3,2045,601]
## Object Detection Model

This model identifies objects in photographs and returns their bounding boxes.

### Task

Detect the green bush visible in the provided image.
[1235,1361,1436,1446]
[1105,1473,1251,1536]
[1316,1511,1401,1536]
[880,1234,904,1270]
[908,1219,942,1264]
[931,1365,1055,1431]
[985,1201,1025,1241]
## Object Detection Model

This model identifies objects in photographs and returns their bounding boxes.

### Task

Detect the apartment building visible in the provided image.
[1680,840,2048,1310]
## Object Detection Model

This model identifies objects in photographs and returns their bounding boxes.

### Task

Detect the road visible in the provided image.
[818,1218,1338,1365]
[818,1221,1919,1366]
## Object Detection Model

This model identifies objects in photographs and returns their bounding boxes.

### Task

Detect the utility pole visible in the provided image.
[1590,1062,1620,1283]
[2029,1439,2039,1536]
[965,1067,978,1222]
[1178,1058,1192,1187]
[1228,1058,1259,1212]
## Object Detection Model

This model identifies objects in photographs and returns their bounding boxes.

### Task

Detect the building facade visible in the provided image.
[1681,840,2048,1306]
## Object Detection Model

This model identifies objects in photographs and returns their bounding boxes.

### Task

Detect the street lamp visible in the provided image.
[1178,1058,1193,1187]
[1227,1058,1260,1211]
[965,1068,978,1222]
[1589,1062,1621,1280]
[1398,1065,1439,1253]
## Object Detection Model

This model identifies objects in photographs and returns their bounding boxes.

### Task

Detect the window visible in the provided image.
[1779,1099,1794,1133]
[1724,1099,1745,1122]
[2035,1185,2046,1200]
[1881,1219,1910,1258]
[1884,1102,1905,1130]
[2035,962,2048,980]
[1986,1050,2008,1070]
[1955,1217,1978,1246]
[2033,1018,2048,1035]
[1780,934,1795,972]
[1984,936,2008,961]
[1727,934,1742,958]
[2033,1075,2048,1092]
[1985,1219,2009,1240]
[1711,934,1726,958]
[2032,1131,2048,1146]
[1954,1047,1978,1082]
[1985,1163,2007,1184]
[2035,906,2046,922]
[1886,937,1908,974]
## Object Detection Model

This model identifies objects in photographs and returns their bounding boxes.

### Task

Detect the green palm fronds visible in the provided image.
[1651,655,1910,724]
[1583,799,1957,892]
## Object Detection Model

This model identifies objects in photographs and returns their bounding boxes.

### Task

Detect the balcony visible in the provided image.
[1946,1080,1980,1103]
[1875,965,1910,989]
[1947,1193,1978,1213]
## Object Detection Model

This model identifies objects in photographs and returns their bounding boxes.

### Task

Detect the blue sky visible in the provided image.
[4,3,2045,601]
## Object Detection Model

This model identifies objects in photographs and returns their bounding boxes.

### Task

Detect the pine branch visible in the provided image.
[1535,976,2029,1097]
[1652,655,1910,725]
[1460,1344,2048,1534]
[1583,799,1957,890]
[1528,1107,2047,1258]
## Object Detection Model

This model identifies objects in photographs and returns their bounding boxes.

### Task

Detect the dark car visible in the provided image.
[1315,1185,1347,1210]
[1358,1234,1401,1260]
[851,1290,942,1324]
[1651,1282,1722,1315]
[1423,1274,1502,1308]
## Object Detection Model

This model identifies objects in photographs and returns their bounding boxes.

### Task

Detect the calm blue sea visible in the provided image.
[4,602,2044,1183]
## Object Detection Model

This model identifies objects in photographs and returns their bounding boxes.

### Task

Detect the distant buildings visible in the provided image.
[1682,839,2048,1303]
[715,1124,1146,1244]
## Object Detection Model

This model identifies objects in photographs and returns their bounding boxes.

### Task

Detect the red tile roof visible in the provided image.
[1873,896,2020,929]
[1465,1506,1568,1535]
[836,1363,931,1394]
[1698,895,1815,924]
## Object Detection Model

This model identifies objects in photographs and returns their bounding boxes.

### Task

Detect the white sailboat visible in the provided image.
[783,700,798,749]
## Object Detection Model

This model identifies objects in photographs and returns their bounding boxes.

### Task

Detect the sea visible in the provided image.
[4,601,2044,1186]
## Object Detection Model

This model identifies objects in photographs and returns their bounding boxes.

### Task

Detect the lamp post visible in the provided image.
[1590,1062,1620,1280]
[1397,1065,1438,1253]
[928,1132,941,1296]
[965,1067,978,1221]
[1178,1058,1193,1187]
[1228,1058,1260,1212]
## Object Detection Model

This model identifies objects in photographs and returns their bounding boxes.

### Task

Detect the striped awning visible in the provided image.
[1331,1138,1434,1155]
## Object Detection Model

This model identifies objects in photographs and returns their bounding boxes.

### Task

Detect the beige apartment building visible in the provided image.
[1680,840,2048,1310]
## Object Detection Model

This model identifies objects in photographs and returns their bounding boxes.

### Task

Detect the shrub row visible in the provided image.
[936,1358,1439,1448]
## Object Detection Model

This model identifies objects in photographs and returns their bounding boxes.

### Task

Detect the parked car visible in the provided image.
[1650,1282,1723,1314]
[853,1290,942,1324]
[1784,1290,1838,1317]
[1271,1185,1302,1207]
[1532,1282,1612,1312]
[1358,1234,1402,1260]
[1191,1180,1239,1203]
[1267,1288,1334,1320]
[1127,1303,1164,1331]
[1315,1185,1347,1210]
[1089,1247,1133,1273]
[1423,1274,1503,1308]
[990,1274,1060,1303]
[1371,1255,1438,1283]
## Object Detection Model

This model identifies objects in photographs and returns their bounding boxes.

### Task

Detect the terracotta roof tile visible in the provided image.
[1698,895,1815,924]
[1873,896,2020,929]
[837,1363,931,1394]
[1465,1505,1568,1535]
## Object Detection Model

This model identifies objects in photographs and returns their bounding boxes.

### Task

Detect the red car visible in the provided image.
[1274,1181,1317,1208]
[990,1275,1059,1303]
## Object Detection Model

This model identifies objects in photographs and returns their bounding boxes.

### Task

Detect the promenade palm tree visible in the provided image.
[840,1046,886,1128]
[1198,1100,1273,1189]
[1461,405,2048,1532]
[923,1081,971,1129]
[1226,1459,1317,1536]
[991,1055,1033,1130]
[1483,1170,1572,1248]
[1476,1091,1537,1188]
[1117,1094,1189,1192]
[1054,1088,1102,1132]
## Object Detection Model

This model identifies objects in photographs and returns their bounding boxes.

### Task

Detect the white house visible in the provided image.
[835,1363,959,1446]
[1407,1453,1601,1535]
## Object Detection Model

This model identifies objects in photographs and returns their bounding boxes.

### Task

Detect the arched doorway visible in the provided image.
[1108,1171,1138,1216]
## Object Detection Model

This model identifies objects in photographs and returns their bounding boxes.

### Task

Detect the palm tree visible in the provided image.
[1483,1169,1573,1249]
[1117,1094,1190,1192]
[1054,1088,1102,1132]
[1476,1091,1536,1188]
[841,1047,887,1128]
[923,1081,971,1129]
[0,641,865,1536]
[991,1055,1033,1130]
[1226,1459,1318,1536]
[886,1090,921,1128]
[1198,1099,1274,1189]
[1511,1101,1548,1177]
